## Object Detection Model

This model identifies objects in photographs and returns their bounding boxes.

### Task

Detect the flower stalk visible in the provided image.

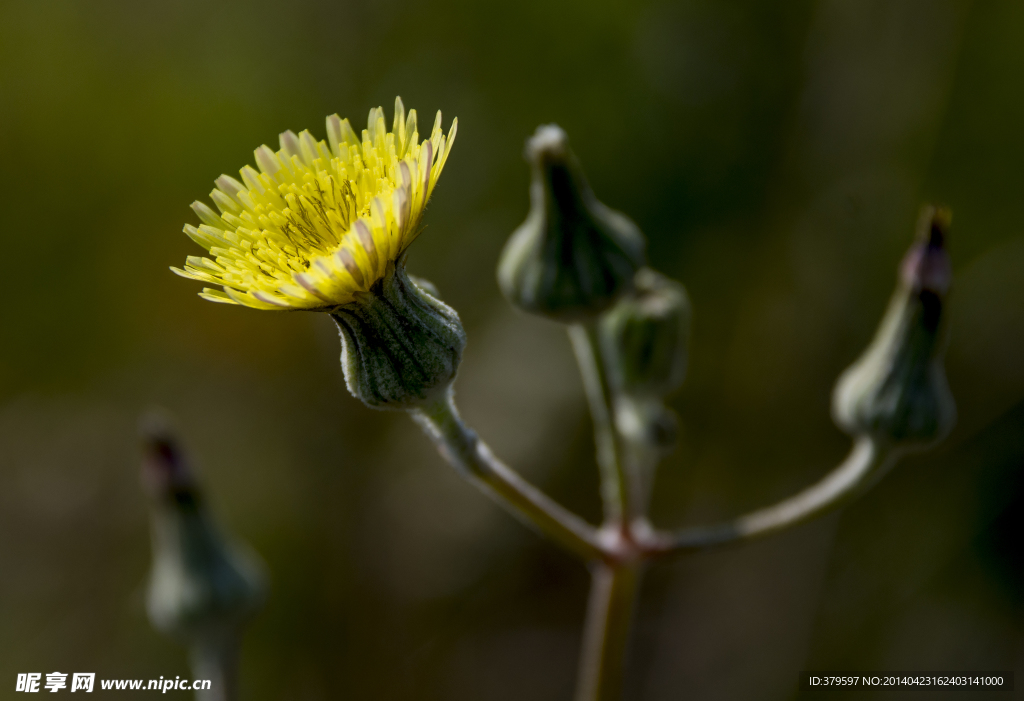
[411,387,605,562]
[665,435,894,553]
[569,322,635,525]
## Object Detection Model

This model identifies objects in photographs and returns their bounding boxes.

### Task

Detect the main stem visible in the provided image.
[569,323,646,701]
[576,563,643,701]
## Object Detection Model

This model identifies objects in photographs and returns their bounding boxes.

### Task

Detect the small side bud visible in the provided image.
[497,124,646,322]
[600,269,691,397]
[331,259,466,410]
[141,413,267,649]
[832,205,957,450]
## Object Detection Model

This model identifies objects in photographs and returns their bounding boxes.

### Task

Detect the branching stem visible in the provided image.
[662,435,896,553]
[412,388,605,562]
[412,382,900,701]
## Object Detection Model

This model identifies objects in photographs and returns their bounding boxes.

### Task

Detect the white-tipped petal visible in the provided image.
[210,189,242,215]
[250,290,292,308]
[326,114,344,156]
[239,166,265,195]
[352,219,379,271]
[279,131,302,161]
[335,247,365,287]
[298,130,319,165]
[216,175,246,200]
[199,288,237,304]
[191,201,226,227]
[294,273,334,304]
[255,145,283,177]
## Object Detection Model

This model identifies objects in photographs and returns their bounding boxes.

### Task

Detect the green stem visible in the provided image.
[568,323,635,524]
[621,435,661,520]
[575,562,643,701]
[665,436,896,552]
[412,388,604,562]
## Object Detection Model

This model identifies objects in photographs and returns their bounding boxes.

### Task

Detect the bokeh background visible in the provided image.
[1,0,1023,699]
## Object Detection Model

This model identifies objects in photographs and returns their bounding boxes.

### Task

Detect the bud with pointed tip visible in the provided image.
[832,205,957,450]
[331,258,466,410]
[498,125,646,322]
[600,269,691,397]
[141,414,267,652]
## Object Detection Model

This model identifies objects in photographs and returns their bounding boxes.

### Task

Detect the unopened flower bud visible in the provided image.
[600,269,691,397]
[331,259,466,410]
[497,125,646,322]
[141,414,267,648]
[832,205,957,449]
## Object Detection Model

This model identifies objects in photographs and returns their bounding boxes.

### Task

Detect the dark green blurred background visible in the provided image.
[2,0,1023,698]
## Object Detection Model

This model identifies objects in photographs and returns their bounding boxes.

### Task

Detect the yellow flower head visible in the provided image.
[173,97,457,310]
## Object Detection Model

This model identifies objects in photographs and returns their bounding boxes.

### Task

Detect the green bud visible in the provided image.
[331,258,466,410]
[497,124,646,322]
[832,205,957,449]
[141,415,267,648]
[600,269,691,397]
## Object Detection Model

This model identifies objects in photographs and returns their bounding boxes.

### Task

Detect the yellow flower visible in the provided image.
[172,97,457,310]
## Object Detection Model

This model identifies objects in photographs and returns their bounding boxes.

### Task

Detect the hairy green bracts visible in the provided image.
[331,259,466,410]
[600,269,691,398]
[498,125,646,323]
[832,206,956,449]
[142,422,267,648]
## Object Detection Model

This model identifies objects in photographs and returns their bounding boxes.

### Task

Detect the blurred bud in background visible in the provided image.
[330,262,466,411]
[141,411,267,701]
[497,125,646,323]
[600,268,692,398]
[601,268,690,458]
[833,205,957,451]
